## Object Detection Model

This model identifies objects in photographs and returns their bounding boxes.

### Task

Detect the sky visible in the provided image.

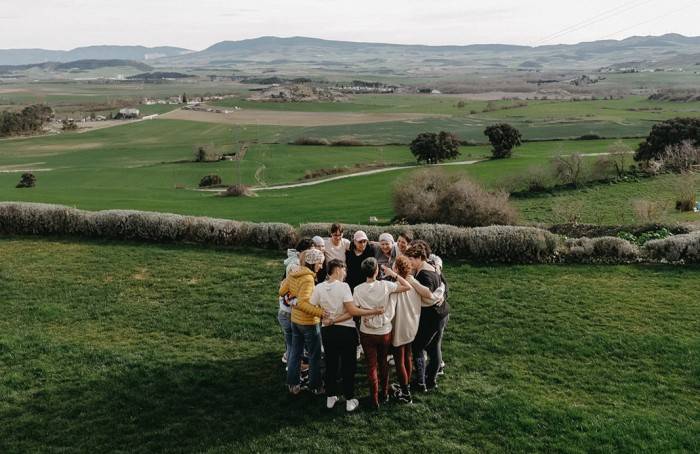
[1,0,698,50]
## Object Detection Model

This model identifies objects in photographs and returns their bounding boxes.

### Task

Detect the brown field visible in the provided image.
[160,108,444,127]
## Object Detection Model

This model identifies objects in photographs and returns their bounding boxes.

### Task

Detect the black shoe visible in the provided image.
[425,382,438,392]
[411,381,427,393]
[396,391,413,404]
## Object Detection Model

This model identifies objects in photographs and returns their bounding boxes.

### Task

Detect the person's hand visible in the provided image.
[322,309,331,319]
[374,306,385,315]
[381,265,395,278]
[322,316,333,327]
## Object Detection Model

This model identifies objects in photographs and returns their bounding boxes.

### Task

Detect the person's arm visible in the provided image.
[381,266,410,293]
[278,278,289,297]
[296,279,326,318]
[407,275,433,299]
[343,301,384,317]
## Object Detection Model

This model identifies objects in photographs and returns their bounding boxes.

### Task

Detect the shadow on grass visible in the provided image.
[1,352,353,452]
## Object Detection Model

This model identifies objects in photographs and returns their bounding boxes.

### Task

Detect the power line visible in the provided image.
[532,0,654,45]
[599,1,697,40]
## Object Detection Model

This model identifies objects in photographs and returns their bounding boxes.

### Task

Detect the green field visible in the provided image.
[0,237,698,452]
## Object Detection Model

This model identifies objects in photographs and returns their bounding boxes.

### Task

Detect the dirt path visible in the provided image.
[196,159,483,193]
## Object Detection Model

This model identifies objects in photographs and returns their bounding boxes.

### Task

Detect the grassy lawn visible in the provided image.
[0,237,698,452]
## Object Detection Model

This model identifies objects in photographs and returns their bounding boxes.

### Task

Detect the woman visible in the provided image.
[345,230,377,291]
[404,245,449,393]
[353,257,411,408]
[279,238,314,365]
[374,233,396,279]
[323,223,350,264]
[394,231,413,258]
[312,259,385,412]
[279,248,329,395]
[385,256,445,404]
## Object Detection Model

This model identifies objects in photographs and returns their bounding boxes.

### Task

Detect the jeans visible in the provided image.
[321,325,358,399]
[412,312,449,387]
[287,322,322,390]
[277,310,293,359]
[360,332,392,406]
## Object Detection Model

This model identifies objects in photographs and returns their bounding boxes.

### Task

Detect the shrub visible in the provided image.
[661,140,700,173]
[617,228,673,246]
[551,153,585,187]
[564,236,639,263]
[631,199,669,223]
[194,145,221,162]
[590,155,615,181]
[0,202,297,250]
[437,179,518,227]
[547,223,690,239]
[198,174,222,187]
[291,137,330,146]
[16,173,36,188]
[635,117,700,161]
[392,169,453,223]
[330,139,365,147]
[607,141,632,178]
[577,134,602,140]
[643,231,700,263]
[299,222,559,263]
[484,123,522,159]
[221,184,253,197]
[675,173,697,212]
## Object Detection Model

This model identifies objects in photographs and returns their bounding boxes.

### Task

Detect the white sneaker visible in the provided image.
[388,354,395,366]
[281,352,288,364]
[356,345,363,360]
[346,398,359,412]
[326,396,339,409]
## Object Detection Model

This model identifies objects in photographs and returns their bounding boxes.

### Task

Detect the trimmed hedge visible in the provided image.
[643,231,700,264]
[547,222,693,238]
[1,202,697,264]
[0,203,297,250]
[300,223,559,263]
[563,236,639,263]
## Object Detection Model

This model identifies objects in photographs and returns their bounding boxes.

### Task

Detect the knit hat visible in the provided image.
[378,233,394,244]
[303,248,325,265]
[312,236,325,247]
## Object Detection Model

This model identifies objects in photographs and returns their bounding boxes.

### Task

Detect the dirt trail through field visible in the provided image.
[162,108,446,127]
[196,159,483,193]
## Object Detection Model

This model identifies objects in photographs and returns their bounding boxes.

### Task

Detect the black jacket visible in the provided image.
[345,243,377,290]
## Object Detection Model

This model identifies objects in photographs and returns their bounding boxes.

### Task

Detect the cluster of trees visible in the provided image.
[0,104,53,137]
[635,117,700,162]
[409,124,523,164]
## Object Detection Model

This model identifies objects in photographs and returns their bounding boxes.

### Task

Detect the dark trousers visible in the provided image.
[412,312,449,387]
[321,325,358,399]
[393,343,413,387]
[360,332,392,406]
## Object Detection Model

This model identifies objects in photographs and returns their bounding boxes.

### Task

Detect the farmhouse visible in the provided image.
[118,108,140,119]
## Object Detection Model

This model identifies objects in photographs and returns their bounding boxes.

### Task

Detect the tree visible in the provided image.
[409,131,460,164]
[484,123,522,159]
[182,93,188,104]
[635,117,700,161]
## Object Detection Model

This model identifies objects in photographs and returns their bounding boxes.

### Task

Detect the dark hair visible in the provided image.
[394,255,412,278]
[327,259,345,276]
[410,239,432,258]
[330,223,343,235]
[360,257,378,279]
[404,245,427,261]
[296,238,314,253]
[398,230,413,243]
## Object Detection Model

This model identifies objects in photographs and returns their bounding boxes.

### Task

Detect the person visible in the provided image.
[312,236,328,281]
[404,244,449,392]
[279,238,315,365]
[353,257,411,409]
[394,230,413,258]
[323,223,350,264]
[279,248,329,395]
[345,230,377,291]
[312,259,385,412]
[385,255,445,404]
[374,233,397,279]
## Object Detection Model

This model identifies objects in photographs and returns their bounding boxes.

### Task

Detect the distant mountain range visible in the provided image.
[0,59,152,74]
[1,35,699,70]
[0,46,191,66]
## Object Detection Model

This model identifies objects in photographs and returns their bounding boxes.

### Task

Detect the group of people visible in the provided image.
[277,223,450,411]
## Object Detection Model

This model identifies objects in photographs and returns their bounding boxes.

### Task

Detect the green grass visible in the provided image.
[0,237,698,452]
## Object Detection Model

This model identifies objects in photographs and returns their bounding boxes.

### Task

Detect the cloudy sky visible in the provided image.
[2,0,698,50]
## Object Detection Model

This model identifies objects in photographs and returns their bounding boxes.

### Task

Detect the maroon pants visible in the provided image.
[360,332,392,407]
[393,343,413,387]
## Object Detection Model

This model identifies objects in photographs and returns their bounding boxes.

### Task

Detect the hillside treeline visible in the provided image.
[0,104,53,137]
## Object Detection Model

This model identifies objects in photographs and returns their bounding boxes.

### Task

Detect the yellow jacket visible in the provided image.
[279,266,324,325]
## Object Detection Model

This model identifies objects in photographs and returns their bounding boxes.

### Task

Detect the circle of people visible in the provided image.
[278,223,449,412]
